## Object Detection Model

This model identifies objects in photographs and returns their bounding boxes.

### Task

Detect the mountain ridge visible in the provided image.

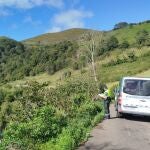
[23,28,94,45]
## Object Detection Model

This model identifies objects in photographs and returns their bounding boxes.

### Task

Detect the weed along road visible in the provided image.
[78,105,150,150]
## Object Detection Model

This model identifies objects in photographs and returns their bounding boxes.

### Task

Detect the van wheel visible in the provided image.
[117,111,123,118]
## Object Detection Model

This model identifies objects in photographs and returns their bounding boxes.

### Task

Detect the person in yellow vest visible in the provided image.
[96,84,111,119]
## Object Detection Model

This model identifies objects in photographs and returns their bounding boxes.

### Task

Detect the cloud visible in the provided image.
[31,0,64,8]
[0,0,64,9]
[47,26,62,33]
[23,16,41,26]
[70,0,81,8]
[0,0,32,9]
[10,23,18,29]
[0,9,10,17]
[48,9,93,33]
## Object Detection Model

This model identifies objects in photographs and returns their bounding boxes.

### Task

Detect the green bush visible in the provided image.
[40,101,103,150]
[0,79,103,150]
[119,41,129,49]
[73,62,79,70]
[136,30,150,46]
[1,106,67,149]
[62,70,72,79]
[99,36,119,54]
[0,89,6,105]
[103,52,137,67]
[80,69,87,74]
[127,51,137,62]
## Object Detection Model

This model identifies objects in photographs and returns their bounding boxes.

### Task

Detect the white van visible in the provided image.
[115,77,150,117]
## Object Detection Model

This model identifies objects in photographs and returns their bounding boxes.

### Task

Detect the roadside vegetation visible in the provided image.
[0,79,103,149]
[0,20,150,149]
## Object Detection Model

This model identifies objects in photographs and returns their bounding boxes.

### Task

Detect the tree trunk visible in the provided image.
[91,39,97,82]
[91,53,97,82]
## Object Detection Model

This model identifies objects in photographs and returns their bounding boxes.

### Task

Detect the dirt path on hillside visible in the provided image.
[78,105,150,150]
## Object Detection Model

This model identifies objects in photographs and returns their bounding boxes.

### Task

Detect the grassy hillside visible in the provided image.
[1,22,150,83]
[0,23,150,86]
[0,21,150,150]
[23,28,90,45]
[23,22,150,46]
[0,38,78,83]
[5,46,150,90]
[110,22,150,44]
[0,36,10,40]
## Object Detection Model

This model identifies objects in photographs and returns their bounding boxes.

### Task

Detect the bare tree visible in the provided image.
[79,31,103,83]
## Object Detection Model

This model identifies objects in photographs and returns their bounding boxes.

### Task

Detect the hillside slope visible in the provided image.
[109,22,150,44]
[0,21,150,150]
[23,28,91,45]
[1,22,150,83]
[23,22,150,46]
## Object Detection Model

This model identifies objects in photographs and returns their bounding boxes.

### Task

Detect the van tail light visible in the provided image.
[118,93,122,112]
[118,94,122,105]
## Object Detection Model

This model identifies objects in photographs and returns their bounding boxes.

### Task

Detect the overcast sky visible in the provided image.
[0,0,150,41]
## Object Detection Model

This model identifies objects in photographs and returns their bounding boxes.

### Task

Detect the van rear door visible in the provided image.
[137,97,150,113]
[122,79,150,114]
[122,94,150,113]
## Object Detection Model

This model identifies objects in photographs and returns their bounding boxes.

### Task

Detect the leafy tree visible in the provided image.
[0,38,78,82]
[136,30,149,46]
[145,20,150,23]
[114,22,128,30]
[100,36,119,53]
[107,36,119,50]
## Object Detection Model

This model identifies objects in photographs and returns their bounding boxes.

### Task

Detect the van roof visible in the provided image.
[122,77,150,80]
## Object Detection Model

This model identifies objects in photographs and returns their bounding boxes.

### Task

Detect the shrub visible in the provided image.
[62,70,72,79]
[73,62,79,70]
[0,79,102,150]
[80,69,87,74]
[1,106,67,149]
[119,41,129,49]
[103,52,137,67]
[40,101,103,150]
[127,51,137,62]
[99,36,119,53]
[136,30,149,46]
[0,89,6,105]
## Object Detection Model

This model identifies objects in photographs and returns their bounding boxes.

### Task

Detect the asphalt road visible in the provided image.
[78,105,150,150]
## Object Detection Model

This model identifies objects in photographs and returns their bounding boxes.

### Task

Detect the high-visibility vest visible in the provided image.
[104,89,111,98]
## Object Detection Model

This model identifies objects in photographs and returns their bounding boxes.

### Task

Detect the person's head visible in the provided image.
[103,84,108,92]
[99,83,107,93]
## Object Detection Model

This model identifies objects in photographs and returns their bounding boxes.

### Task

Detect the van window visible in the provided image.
[123,79,150,96]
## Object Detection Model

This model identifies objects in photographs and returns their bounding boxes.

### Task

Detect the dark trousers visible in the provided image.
[103,99,110,119]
